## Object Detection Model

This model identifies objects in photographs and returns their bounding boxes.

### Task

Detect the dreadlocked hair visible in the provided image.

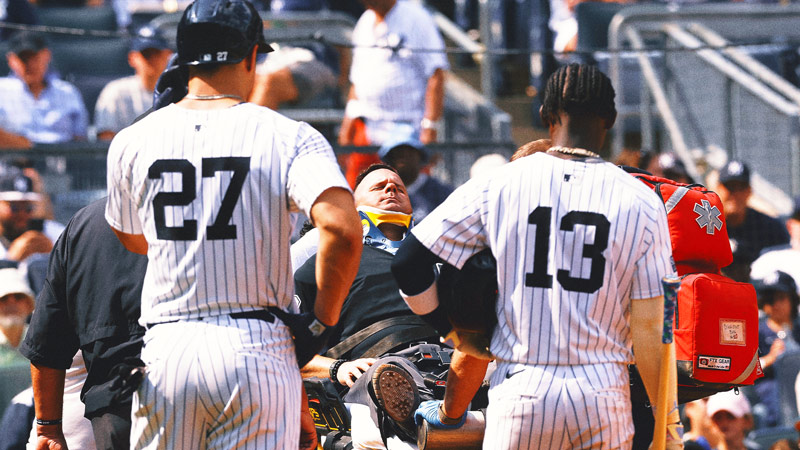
[540,63,616,127]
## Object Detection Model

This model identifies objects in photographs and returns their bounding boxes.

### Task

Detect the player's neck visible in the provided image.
[182,67,253,110]
[549,114,607,155]
[377,223,406,241]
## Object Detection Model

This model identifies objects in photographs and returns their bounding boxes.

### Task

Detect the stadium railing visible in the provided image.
[595,3,800,216]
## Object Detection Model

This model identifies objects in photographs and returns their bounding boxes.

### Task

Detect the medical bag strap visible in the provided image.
[325,315,429,359]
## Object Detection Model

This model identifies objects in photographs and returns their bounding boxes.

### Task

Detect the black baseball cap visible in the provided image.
[719,159,751,186]
[131,25,170,53]
[0,170,42,202]
[7,31,48,56]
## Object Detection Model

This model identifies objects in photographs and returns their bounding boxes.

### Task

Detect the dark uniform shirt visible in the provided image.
[18,198,147,417]
[294,245,433,359]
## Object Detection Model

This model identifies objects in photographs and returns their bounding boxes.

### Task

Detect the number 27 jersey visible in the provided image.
[411,153,675,365]
[105,103,349,325]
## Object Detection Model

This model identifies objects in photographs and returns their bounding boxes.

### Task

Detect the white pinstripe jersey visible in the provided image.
[412,153,675,365]
[106,102,349,325]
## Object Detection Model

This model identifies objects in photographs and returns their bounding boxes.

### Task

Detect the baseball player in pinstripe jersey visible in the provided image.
[393,64,683,449]
[104,0,363,448]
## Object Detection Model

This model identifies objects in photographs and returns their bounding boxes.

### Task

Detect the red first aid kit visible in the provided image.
[634,174,733,275]
[630,172,761,403]
[674,273,761,388]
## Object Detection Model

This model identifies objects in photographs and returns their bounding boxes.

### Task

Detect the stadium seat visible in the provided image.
[748,426,798,449]
[35,5,118,32]
[575,2,626,52]
[49,37,132,78]
[775,349,800,427]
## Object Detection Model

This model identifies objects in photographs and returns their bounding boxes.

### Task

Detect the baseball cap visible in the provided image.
[0,268,35,302]
[378,126,429,163]
[131,25,170,53]
[7,31,48,56]
[0,170,43,202]
[657,153,689,181]
[719,159,751,186]
[753,270,798,295]
[706,390,752,419]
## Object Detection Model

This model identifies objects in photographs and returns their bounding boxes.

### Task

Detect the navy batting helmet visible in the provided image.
[177,0,272,66]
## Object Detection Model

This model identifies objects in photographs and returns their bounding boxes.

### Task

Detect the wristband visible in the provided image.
[329,359,346,383]
[36,418,62,426]
[437,403,462,426]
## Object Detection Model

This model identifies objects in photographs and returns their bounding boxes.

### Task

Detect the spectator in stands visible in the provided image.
[511,138,552,162]
[644,151,693,184]
[751,195,800,296]
[338,0,449,185]
[377,128,453,222]
[0,32,88,149]
[469,153,507,179]
[706,390,760,450]
[682,398,725,450]
[0,0,38,41]
[548,0,633,57]
[752,270,800,428]
[0,267,34,366]
[94,24,172,140]
[249,0,342,111]
[0,168,56,263]
[715,159,789,282]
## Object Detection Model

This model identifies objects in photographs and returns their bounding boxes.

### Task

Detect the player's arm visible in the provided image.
[309,187,362,326]
[420,68,445,144]
[111,228,148,255]
[30,363,68,450]
[441,350,488,419]
[391,234,452,336]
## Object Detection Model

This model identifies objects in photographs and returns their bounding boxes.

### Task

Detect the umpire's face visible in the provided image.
[354,168,412,215]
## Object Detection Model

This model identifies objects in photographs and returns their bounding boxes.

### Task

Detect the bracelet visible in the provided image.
[420,117,440,130]
[36,418,62,426]
[329,359,346,383]
[437,403,462,426]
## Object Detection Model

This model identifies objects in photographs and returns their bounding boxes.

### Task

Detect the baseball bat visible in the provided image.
[652,276,680,450]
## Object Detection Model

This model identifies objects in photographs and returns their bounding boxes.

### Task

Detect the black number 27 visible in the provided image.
[148,157,250,241]
[525,206,610,293]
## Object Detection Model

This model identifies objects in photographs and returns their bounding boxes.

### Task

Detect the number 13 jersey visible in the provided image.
[410,152,675,365]
[106,103,349,326]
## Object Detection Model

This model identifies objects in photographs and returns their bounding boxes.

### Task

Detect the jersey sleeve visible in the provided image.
[410,177,487,269]
[18,221,80,370]
[105,130,143,234]
[286,122,350,217]
[630,199,675,300]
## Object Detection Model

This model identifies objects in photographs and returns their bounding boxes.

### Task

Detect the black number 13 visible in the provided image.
[525,206,610,293]
[148,157,250,241]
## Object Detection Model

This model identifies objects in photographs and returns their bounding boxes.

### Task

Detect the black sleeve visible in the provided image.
[391,234,442,295]
[293,254,319,314]
[18,223,79,370]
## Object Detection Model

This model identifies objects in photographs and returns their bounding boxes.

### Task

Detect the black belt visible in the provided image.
[146,309,276,329]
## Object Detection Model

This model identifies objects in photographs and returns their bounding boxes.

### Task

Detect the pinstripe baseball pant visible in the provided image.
[484,362,633,450]
[130,315,300,449]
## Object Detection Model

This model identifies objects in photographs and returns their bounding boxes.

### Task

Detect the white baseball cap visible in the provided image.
[706,390,752,419]
[0,268,35,303]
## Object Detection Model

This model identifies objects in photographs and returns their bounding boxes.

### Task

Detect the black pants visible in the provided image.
[89,402,132,450]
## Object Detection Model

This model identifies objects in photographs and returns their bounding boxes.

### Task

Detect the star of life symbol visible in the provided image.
[693,200,723,235]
